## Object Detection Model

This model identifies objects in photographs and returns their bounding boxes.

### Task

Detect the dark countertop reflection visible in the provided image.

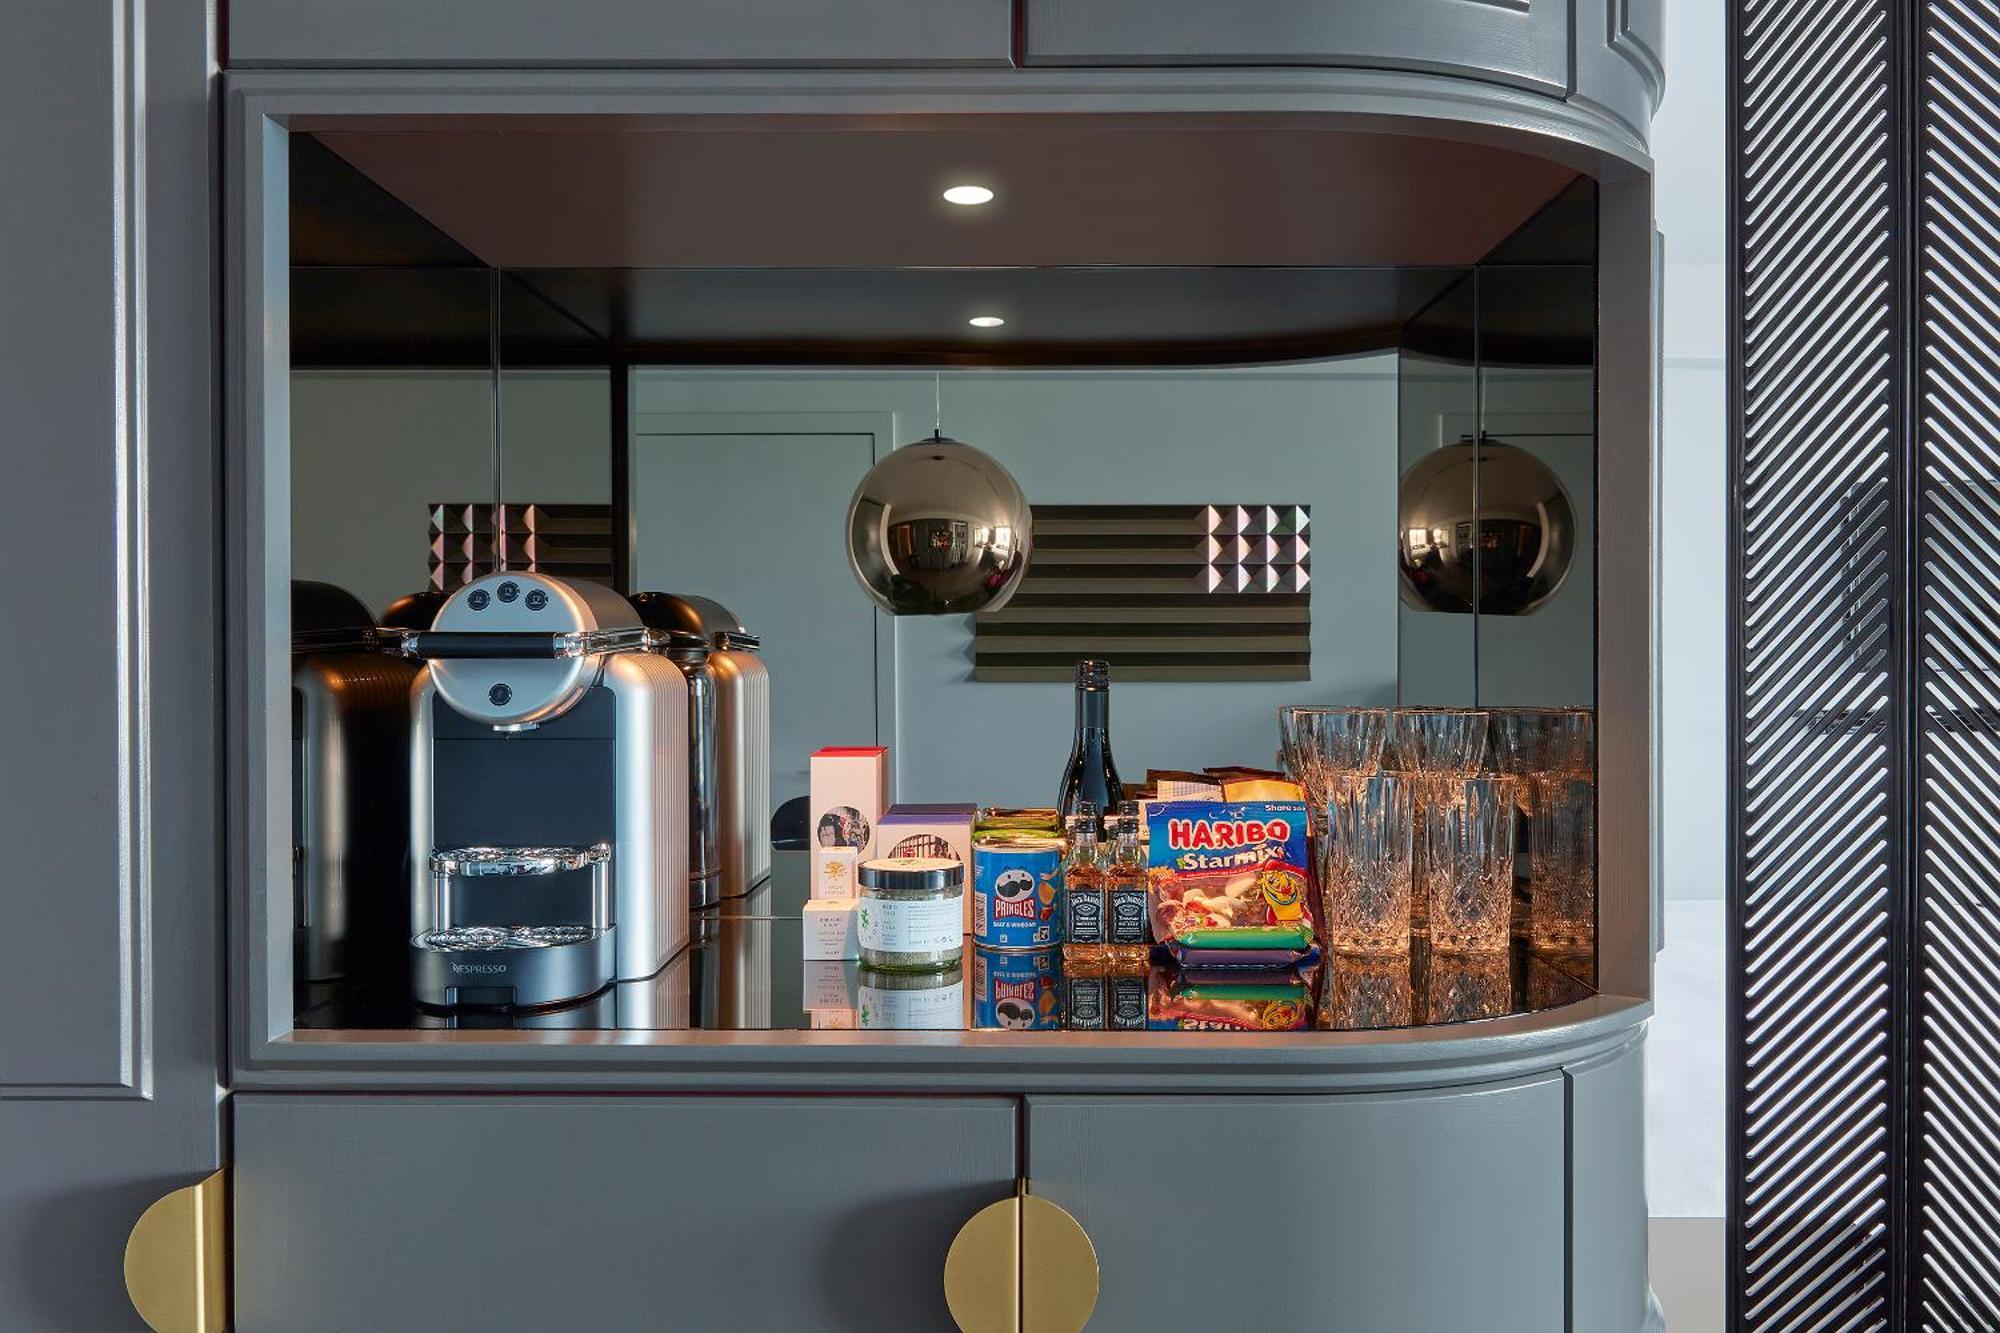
[297,883,1595,1035]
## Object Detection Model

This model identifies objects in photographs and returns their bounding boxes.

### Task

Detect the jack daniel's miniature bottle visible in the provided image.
[1060,804,1106,969]
[1106,800,1151,968]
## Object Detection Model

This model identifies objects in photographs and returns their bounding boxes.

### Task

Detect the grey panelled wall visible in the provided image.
[0,0,223,1329]
[233,1096,1019,1332]
[226,0,1015,67]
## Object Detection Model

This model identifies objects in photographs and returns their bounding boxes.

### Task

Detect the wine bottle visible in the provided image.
[1057,659,1124,830]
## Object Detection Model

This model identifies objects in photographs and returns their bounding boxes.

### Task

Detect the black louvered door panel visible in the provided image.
[1916,2,2000,1325]
[1732,0,2000,1327]
[1731,0,1901,1326]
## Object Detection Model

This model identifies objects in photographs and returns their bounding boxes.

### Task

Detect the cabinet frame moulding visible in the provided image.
[225,67,1655,1086]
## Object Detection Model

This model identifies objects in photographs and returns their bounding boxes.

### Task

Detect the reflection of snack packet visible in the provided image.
[1145,801,1313,952]
[1147,964,1315,1030]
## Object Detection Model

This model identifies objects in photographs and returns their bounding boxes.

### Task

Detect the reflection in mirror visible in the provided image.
[1473,178,1597,711]
[1397,272,1479,705]
[628,352,1414,811]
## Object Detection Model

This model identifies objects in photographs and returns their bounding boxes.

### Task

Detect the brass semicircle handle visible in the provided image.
[124,1168,228,1333]
[944,1184,1100,1333]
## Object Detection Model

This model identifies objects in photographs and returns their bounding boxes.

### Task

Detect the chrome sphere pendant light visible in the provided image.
[845,375,1032,616]
[1396,437,1576,616]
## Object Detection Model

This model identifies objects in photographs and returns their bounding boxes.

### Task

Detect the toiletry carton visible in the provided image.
[812,846,860,901]
[878,802,977,930]
[803,898,861,961]
[810,746,890,860]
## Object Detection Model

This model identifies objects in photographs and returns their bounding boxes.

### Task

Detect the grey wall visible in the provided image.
[632,362,1400,809]
[291,369,610,619]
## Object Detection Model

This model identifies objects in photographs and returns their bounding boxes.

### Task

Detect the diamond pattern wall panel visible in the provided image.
[1732,0,1901,1325]
[1917,3,2000,1325]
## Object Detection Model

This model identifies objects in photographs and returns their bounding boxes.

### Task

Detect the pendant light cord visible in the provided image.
[933,371,943,440]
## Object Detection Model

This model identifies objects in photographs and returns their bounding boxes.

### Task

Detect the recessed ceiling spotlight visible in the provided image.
[942,184,996,206]
[968,315,1006,328]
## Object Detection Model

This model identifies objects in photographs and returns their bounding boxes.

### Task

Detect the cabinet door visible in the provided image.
[1021,0,1571,96]
[233,1095,1017,1332]
[1026,1079,1567,1333]
[227,0,1013,68]
[0,1,224,1328]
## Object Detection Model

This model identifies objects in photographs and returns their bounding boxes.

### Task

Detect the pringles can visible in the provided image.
[972,948,1062,1030]
[972,833,1063,950]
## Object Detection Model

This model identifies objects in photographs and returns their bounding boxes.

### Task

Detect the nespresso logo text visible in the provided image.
[451,962,509,975]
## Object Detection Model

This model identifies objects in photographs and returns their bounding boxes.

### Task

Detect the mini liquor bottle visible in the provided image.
[1060,803,1107,969]
[1106,801,1152,970]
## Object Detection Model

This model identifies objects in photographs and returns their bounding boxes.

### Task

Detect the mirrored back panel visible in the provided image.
[281,120,1602,1024]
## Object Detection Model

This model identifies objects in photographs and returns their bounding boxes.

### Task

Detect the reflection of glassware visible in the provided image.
[1525,954,1592,1012]
[1323,773,1415,955]
[1425,951,1512,1023]
[1424,777,1515,953]
[1323,954,1415,1029]
[1279,706,1390,831]
[1530,775,1596,952]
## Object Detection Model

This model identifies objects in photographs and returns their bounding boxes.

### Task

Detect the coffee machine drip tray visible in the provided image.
[413,842,618,1009]
[418,925,601,951]
[411,923,617,1010]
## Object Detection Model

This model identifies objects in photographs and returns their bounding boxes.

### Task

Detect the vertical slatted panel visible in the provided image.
[1732,0,1901,1324]
[1917,3,2000,1324]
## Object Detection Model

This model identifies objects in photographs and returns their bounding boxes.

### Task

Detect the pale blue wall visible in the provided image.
[633,360,1400,810]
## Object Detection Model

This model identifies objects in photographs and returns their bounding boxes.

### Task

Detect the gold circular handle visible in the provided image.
[943,1191,1100,1333]
[943,1196,1019,1333]
[1020,1195,1099,1333]
[124,1169,227,1333]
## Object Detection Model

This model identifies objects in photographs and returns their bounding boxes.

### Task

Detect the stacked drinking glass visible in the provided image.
[1281,703,1595,964]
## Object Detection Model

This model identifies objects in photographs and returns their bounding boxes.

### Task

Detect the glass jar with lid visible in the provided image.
[857,857,964,971]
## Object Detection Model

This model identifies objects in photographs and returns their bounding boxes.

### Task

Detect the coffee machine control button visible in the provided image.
[497,580,521,603]
[526,588,549,611]
[489,683,513,707]
[467,589,491,610]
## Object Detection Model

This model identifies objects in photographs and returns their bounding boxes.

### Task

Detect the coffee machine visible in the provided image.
[631,593,770,896]
[291,581,420,987]
[404,572,689,1008]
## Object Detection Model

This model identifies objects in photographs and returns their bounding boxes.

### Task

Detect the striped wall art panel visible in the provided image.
[973,503,1310,682]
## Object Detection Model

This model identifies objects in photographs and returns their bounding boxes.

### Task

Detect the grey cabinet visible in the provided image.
[1572,0,1666,140]
[227,0,1015,68]
[232,1094,1018,1332]
[1021,0,1572,96]
[0,0,224,1328]
[1025,1080,1569,1333]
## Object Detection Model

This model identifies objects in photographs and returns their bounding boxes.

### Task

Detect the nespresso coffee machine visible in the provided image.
[291,581,420,987]
[631,593,771,896]
[404,572,689,1008]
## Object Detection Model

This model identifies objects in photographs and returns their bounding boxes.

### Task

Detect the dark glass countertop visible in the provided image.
[297,864,1596,1036]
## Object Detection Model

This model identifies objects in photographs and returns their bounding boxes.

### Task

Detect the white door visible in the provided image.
[630,414,891,812]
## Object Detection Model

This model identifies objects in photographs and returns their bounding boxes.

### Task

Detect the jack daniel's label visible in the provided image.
[1108,882,1148,946]
[1110,974,1149,1029]
[1066,883,1104,944]
[1065,976,1106,1029]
